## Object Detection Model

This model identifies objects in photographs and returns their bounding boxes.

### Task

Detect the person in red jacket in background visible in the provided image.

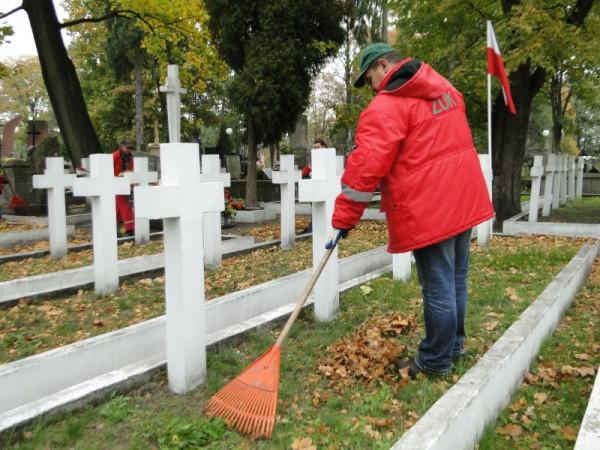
[301,138,328,179]
[112,139,135,235]
[330,43,494,379]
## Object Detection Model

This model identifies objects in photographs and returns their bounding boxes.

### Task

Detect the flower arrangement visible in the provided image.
[224,188,245,217]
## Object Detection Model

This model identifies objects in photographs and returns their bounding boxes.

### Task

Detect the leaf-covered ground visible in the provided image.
[0,217,319,281]
[0,221,46,233]
[0,235,587,449]
[479,255,600,449]
[0,228,92,256]
[0,221,388,363]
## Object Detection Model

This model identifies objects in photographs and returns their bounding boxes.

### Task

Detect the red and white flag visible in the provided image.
[487,21,516,114]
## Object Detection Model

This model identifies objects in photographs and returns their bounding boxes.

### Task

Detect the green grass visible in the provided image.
[0,235,585,449]
[540,196,600,224]
[479,257,600,449]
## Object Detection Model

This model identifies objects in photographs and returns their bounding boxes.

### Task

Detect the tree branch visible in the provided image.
[60,11,120,28]
[566,0,595,26]
[0,5,23,21]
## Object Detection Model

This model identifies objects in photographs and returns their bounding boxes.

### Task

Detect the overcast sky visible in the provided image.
[0,0,70,60]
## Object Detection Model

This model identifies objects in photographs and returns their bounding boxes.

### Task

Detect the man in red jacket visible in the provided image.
[112,139,135,235]
[331,43,494,378]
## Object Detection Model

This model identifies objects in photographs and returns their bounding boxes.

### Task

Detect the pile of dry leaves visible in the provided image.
[318,312,416,388]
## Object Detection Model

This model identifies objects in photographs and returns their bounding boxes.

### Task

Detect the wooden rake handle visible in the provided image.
[275,230,344,347]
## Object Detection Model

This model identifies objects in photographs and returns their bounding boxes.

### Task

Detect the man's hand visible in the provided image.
[325,228,351,249]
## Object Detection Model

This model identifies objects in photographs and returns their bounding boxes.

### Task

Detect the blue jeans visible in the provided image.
[412,229,471,375]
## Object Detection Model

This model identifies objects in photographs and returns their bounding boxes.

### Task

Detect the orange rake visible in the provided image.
[204,231,344,438]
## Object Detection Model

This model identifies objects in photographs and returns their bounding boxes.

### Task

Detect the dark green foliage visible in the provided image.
[206,0,348,144]
[215,123,232,154]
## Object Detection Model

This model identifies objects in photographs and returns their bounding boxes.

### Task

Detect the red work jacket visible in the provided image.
[332,59,494,253]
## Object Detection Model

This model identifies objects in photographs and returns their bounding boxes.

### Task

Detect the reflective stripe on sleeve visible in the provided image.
[341,184,373,202]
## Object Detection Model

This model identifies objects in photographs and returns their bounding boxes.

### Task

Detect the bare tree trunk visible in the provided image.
[381,0,388,43]
[493,62,545,223]
[22,0,101,166]
[134,59,144,151]
[245,118,257,208]
[550,72,563,152]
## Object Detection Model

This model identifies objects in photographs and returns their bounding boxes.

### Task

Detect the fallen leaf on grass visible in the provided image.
[533,392,548,405]
[363,424,381,439]
[496,423,523,436]
[291,437,316,450]
[574,353,591,361]
[505,287,521,302]
[360,285,373,295]
[484,321,498,332]
[510,397,527,412]
[560,426,578,442]
[364,416,393,428]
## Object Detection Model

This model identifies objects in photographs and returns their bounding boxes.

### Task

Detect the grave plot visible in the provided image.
[478,257,600,449]
[0,221,388,363]
[538,196,600,224]
[0,228,91,256]
[0,235,586,449]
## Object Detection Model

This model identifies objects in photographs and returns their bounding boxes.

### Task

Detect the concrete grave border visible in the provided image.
[0,247,391,433]
[392,240,600,450]
[0,236,256,304]
[503,209,600,238]
[575,364,600,449]
[0,225,75,249]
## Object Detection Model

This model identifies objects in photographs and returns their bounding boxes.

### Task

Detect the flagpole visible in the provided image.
[486,21,494,241]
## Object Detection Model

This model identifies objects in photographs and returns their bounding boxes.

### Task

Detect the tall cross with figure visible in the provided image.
[200,154,230,269]
[32,157,76,258]
[135,143,224,394]
[298,148,341,322]
[160,65,187,143]
[72,154,131,294]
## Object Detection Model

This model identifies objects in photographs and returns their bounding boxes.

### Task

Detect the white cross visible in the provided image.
[298,148,341,321]
[160,65,187,143]
[393,252,412,282]
[272,155,301,250]
[200,155,230,269]
[552,154,562,210]
[543,153,557,216]
[72,154,130,294]
[476,154,493,246]
[576,157,584,198]
[122,157,158,244]
[134,143,224,394]
[567,155,576,200]
[528,155,544,223]
[32,157,76,258]
[559,154,568,205]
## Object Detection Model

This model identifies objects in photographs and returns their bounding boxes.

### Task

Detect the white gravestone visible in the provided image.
[476,154,493,246]
[528,155,544,223]
[551,154,561,211]
[122,157,158,244]
[542,153,557,216]
[72,154,130,294]
[567,155,576,201]
[393,253,412,281]
[576,157,584,199]
[199,155,230,269]
[299,148,341,321]
[135,143,224,394]
[336,155,345,176]
[560,154,568,206]
[272,155,301,250]
[32,157,76,258]
[160,65,187,143]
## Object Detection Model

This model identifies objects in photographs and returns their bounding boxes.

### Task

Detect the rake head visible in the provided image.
[204,345,280,439]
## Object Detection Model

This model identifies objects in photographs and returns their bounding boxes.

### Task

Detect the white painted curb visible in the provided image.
[575,364,600,450]
[503,210,600,238]
[392,240,600,450]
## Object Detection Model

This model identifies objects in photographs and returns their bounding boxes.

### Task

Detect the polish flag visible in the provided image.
[487,21,516,114]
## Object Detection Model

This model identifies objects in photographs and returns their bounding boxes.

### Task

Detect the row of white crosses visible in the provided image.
[530,154,583,222]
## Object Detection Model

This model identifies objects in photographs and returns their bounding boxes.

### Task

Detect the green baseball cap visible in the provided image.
[353,43,396,88]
